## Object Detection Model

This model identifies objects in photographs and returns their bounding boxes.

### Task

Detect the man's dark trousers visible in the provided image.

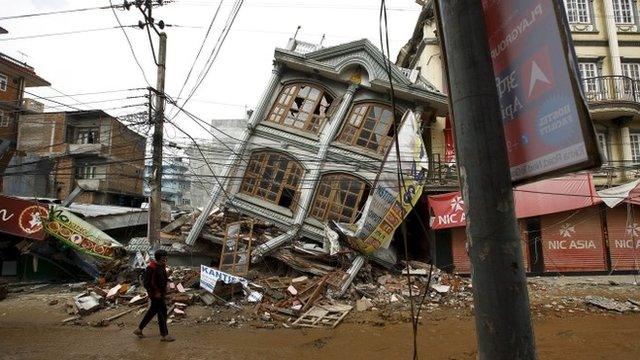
[139,297,168,336]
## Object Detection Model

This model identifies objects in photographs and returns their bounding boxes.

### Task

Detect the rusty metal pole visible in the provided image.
[148,32,167,247]
[435,1,537,359]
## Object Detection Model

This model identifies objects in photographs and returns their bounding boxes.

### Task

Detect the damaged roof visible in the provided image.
[274,38,447,110]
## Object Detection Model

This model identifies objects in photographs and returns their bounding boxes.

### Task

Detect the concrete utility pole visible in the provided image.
[148,32,167,246]
[435,1,537,359]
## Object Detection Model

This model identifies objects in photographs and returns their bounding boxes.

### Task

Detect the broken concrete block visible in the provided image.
[200,292,215,306]
[177,283,186,293]
[356,297,374,312]
[377,275,392,286]
[585,296,635,313]
[75,292,102,314]
[129,294,148,305]
[431,284,451,294]
[106,285,122,299]
[173,308,186,316]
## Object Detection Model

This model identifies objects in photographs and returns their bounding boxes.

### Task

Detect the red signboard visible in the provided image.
[481,0,600,183]
[429,174,600,230]
[0,194,49,240]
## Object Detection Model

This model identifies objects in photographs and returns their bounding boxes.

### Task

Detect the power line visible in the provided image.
[109,0,152,87]
[0,4,122,21]
[169,0,225,118]
[0,26,135,41]
[169,0,244,120]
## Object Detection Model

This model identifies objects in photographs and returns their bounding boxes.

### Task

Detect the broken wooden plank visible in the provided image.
[102,305,145,323]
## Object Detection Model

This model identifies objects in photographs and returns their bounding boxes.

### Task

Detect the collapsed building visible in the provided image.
[186,38,448,264]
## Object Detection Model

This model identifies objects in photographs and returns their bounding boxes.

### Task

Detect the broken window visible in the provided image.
[267,83,334,135]
[219,220,254,276]
[76,128,100,144]
[310,173,370,223]
[337,103,395,155]
[240,151,304,210]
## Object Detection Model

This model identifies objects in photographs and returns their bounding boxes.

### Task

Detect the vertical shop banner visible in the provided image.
[480,0,600,183]
[0,194,48,240]
[336,110,428,254]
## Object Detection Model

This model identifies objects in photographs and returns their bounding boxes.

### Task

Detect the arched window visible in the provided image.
[337,103,395,154]
[310,173,370,223]
[266,83,334,134]
[240,151,304,209]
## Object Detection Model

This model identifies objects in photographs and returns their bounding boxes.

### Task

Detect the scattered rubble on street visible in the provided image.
[2,208,639,332]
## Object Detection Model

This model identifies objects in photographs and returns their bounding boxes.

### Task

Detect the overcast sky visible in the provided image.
[1,0,421,146]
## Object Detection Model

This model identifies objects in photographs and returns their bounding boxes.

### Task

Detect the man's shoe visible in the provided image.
[133,329,144,338]
[161,335,175,342]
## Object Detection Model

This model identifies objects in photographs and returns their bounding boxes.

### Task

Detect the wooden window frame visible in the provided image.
[240,151,304,209]
[337,102,396,155]
[266,83,334,135]
[310,173,370,223]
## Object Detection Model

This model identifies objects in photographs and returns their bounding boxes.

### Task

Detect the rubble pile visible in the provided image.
[162,209,281,246]
[349,262,474,314]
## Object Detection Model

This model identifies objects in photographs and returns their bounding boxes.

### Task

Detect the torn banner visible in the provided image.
[200,265,262,302]
[335,110,427,254]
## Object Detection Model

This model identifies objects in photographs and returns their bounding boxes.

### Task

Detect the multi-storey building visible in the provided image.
[143,156,191,208]
[4,110,146,206]
[397,0,640,274]
[398,0,640,187]
[186,117,249,209]
[0,52,49,187]
[188,38,448,255]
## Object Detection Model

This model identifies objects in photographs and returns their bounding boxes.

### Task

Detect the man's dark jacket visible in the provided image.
[144,260,168,298]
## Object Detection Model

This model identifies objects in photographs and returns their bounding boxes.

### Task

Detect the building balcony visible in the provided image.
[582,76,640,121]
[76,179,106,191]
[68,143,107,156]
[425,153,459,191]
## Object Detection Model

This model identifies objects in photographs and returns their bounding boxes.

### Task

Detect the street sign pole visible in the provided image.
[435,1,537,359]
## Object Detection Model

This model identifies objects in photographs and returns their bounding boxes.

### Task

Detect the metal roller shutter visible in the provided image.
[606,206,640,271]
[450,221,530,275]
[541,207,606,272]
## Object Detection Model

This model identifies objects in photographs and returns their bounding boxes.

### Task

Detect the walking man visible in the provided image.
[134,249,175,341]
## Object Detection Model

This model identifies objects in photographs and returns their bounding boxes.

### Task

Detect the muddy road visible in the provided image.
[1,287,639,360]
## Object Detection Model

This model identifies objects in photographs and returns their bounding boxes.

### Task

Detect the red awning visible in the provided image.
[428,174,601,230]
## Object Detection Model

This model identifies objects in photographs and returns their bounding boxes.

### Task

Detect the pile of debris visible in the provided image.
[62,266,201,326]
[60,208,474,330]
[161,208,280,246]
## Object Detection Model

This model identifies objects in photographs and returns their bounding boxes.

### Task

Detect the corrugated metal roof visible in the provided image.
[66,204,146,218]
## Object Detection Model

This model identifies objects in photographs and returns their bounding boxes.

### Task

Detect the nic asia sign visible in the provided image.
[481,0,601,183]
